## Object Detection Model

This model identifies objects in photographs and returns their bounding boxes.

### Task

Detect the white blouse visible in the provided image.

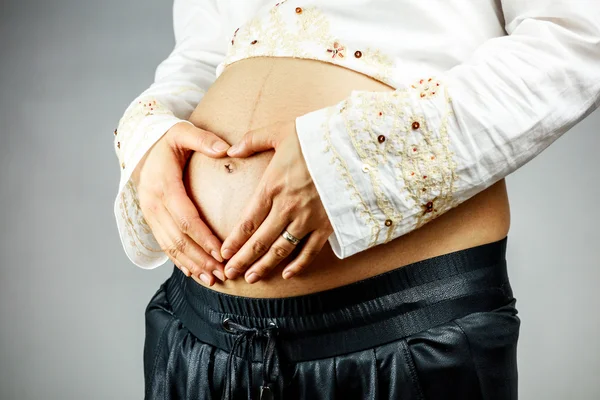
[113,0,600,269]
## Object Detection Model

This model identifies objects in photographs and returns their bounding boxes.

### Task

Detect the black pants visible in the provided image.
[144,236,519,400]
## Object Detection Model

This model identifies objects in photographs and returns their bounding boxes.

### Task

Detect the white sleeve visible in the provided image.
[294,0,600,259]
[113,0,226,269]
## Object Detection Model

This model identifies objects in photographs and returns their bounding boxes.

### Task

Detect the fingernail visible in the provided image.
[227,144,238,155]
[211,250,223,262]
[222,248,234,259]
[212,141,229,152]
[200,273,210,285]
[225,267,238,279]
[246,272,259,284]
[212,269,226,281]
[181,266,190,277]
[282,270,294,279]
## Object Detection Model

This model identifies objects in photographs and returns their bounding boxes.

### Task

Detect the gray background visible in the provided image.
[0,0,599,399]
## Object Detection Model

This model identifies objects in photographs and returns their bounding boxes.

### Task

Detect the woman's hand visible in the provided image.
[130,121,231,286]
[219,120,334,283]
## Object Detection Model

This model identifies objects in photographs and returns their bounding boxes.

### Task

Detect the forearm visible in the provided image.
[113,0,226,269]
[295,0,600,259]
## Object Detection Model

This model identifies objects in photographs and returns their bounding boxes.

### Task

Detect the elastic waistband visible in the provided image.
[165,236,512,362]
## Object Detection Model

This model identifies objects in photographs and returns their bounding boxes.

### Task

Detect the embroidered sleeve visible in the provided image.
[295,1,600,259]
[113,0,226,269]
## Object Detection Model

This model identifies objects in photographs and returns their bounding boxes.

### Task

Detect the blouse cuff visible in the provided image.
[295,80,460,259]
[113,100,193,269]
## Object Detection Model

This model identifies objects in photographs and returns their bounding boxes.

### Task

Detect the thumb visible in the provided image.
[227,125,277,157]
[170,121,231,157]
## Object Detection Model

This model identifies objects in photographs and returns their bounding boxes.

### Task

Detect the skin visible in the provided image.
[218,120,334,283]
[130,121,232,286]
[131,57,511,295]
[132,118,326,285]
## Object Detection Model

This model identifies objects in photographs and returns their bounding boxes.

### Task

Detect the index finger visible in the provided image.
[163,177,224,262]
[220,177,274,262]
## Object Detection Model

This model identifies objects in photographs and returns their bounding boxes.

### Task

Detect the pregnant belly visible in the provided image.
[183,57,511,298]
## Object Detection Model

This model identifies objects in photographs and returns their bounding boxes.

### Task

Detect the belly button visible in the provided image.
[224,162,234,173]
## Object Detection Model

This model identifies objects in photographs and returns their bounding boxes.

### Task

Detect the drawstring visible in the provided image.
[221,317,281,400]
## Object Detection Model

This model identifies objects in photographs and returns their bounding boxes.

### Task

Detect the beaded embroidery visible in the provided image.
[119,180,163,255]
[220,4,396,87]
[114,97,172,164]
[321,104,382,248]
[321,77,459,247]
[326,42,346,59]
[411,77,442,98]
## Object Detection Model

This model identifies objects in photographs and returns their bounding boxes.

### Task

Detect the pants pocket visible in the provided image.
[404,316,483,400]
[453,298,520,400]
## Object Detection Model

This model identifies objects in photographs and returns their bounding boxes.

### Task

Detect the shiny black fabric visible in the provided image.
[143,236,519,400]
